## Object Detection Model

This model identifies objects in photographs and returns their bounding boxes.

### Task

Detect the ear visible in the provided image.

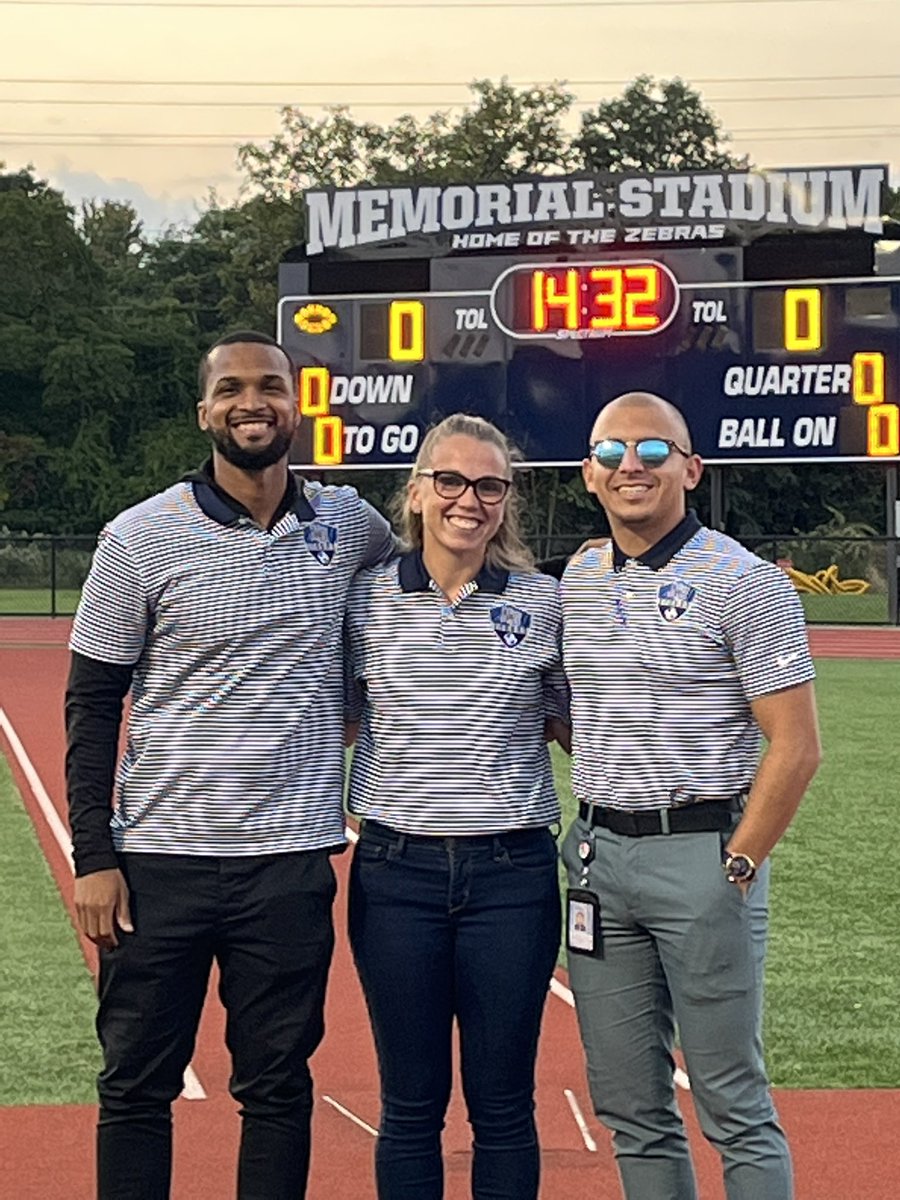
[197,400,208,432]
[407,474,423,514]
[581,457,597,496]
[683,454,704,493]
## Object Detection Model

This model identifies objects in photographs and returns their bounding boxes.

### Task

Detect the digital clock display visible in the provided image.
[492,260,679,338]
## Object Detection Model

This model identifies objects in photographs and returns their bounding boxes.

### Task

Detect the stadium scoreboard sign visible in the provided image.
[276,165,899,469]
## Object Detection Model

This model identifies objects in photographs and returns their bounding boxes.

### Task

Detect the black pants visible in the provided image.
[96,850,336,1200]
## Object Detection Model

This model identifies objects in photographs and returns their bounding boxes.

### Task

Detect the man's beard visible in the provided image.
[207,425,294,471]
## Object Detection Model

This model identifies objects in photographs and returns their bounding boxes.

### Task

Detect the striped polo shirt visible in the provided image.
[562,512,816,811]
[69,473,395,855]
[345,550,569,835]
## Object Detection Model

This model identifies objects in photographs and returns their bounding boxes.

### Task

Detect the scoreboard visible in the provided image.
[276,245,900,469]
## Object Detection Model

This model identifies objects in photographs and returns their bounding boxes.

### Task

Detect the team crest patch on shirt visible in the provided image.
[304,521,338,565]
[657,580,697,623]
[490,604,532,647]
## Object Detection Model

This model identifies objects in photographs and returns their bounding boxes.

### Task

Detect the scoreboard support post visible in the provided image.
[709,467,725,533]
[887,464,899,626]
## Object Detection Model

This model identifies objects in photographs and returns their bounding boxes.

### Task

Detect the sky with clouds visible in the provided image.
[0,0,896,232]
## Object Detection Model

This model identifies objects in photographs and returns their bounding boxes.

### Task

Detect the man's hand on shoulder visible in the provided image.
[572,536,611,561]
[74,868,133,950]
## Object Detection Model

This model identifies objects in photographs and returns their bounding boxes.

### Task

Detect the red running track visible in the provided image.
[1,619,898,1198]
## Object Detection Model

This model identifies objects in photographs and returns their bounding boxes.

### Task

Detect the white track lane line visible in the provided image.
[563,1088,597,1152]
[322,1094,378,1137]
[0,706,207,1102]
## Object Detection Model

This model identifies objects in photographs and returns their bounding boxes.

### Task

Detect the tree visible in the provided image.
[574,75,747,174]
[237,79,576,200]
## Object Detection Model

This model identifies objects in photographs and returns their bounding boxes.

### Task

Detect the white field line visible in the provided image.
[563,1088,597,1152]
[0,706,207,1102]
[549,975,575,1006]
[322,1094,378,1137]
[0,708,73,873]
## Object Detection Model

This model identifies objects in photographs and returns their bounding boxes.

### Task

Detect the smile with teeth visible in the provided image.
[231,417,274,433]
[617,484,652,496]
[447,515,481,530]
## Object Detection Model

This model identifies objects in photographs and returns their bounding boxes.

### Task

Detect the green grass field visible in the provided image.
[799,592,888,624]
[0,589,82,616]
[0,658,896,1105]
[0,755,100,1104]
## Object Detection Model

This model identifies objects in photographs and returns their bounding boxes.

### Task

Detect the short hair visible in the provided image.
[393,413,535,574]
[197,330,296,398]
[590,391,693,453]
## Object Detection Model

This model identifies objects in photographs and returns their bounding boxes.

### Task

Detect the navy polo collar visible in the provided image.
[612,511,702,572]
[398,549,510,595]
[183,459,316,528]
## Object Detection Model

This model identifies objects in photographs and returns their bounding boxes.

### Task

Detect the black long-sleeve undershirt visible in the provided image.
[65,651,133,877]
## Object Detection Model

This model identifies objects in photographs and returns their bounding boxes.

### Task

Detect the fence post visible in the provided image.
[50,538,58,618]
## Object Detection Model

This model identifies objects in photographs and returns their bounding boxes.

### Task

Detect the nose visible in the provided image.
[618,443,644,471]
[454,483,482,508]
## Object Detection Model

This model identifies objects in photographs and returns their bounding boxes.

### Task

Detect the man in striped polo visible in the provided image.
[65,331,395,1200]
[561,391,821,1200]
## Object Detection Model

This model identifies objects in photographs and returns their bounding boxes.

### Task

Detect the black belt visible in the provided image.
[577,794,746,837]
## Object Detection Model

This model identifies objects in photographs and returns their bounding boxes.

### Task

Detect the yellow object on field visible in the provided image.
[786,565,870,595]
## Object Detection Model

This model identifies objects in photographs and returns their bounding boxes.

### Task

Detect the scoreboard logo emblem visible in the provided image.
[490,604,532,647]
[657,580,697,623]
[304,521,338,565]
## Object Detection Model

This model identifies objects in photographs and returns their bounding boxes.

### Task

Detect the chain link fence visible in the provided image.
[0,532,897,624]
[0,536,95,616]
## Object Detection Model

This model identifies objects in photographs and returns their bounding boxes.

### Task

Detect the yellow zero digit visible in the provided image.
[389,300,425,361]
[852,352,885,406]
[784,288,822,352]
[867,405,900,457]
[313,416,344,465]
[299,366,331,415]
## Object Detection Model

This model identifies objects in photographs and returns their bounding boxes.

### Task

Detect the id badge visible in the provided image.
[566,887,602,957]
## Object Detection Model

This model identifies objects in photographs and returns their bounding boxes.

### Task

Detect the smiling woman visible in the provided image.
[344,412,570,1200]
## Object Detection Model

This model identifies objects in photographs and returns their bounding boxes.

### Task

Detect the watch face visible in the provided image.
[727,854,754,880]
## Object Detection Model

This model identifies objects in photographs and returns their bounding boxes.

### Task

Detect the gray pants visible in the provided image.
[562,817,793,1200]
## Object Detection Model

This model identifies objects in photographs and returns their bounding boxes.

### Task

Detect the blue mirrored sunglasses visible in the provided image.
[590,437,690,469]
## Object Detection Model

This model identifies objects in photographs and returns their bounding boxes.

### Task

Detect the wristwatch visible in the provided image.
[723,851,757,885]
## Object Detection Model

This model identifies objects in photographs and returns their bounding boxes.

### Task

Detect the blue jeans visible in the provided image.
[348,821,561,1200]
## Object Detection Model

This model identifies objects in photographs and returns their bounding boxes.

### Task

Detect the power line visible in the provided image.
[2,93,900,108]
[1,126,898,145]
[0,74,897,88]
[0,136,894,147]
[0,0,888,7]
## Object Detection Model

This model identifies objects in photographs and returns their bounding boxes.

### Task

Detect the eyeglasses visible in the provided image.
[416,469,512,504]
[589,438,691,470]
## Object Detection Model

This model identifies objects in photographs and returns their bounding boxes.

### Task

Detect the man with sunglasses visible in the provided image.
[560,391,821,1200]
